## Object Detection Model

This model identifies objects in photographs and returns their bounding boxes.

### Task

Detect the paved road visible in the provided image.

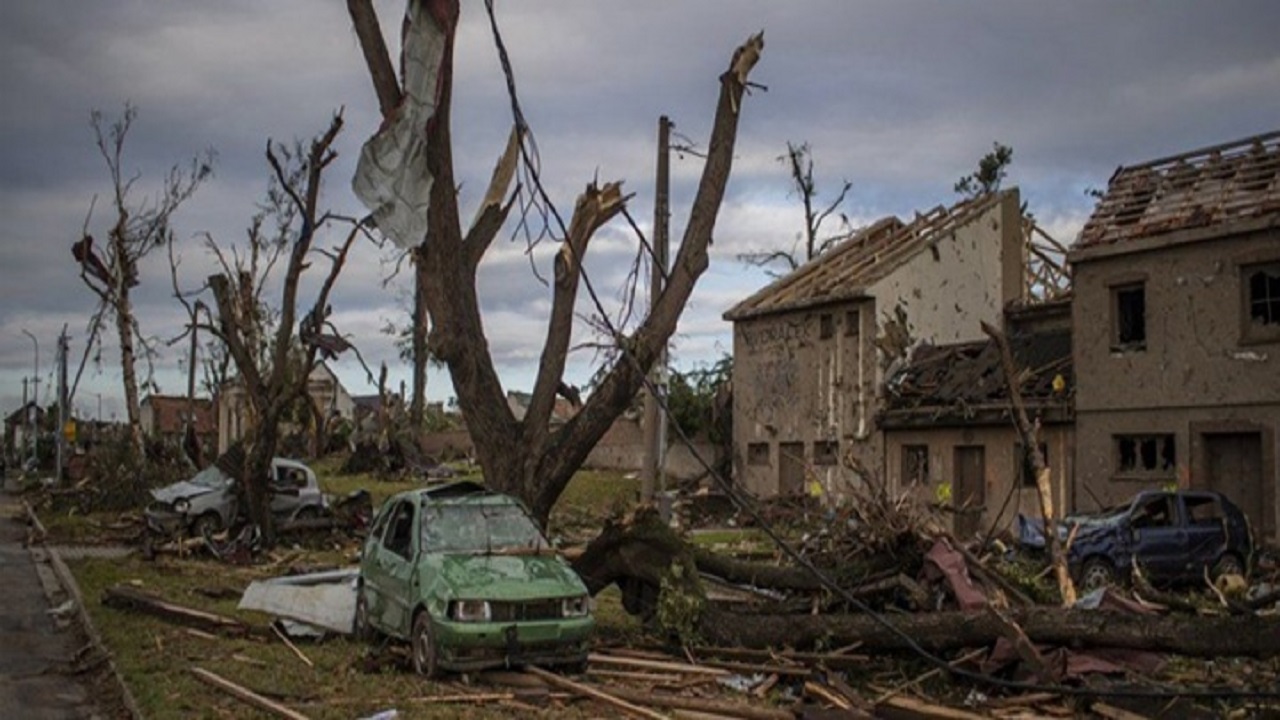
[0,483,105,719]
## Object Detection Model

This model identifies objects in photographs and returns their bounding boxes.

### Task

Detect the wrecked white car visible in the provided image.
[145,457,328,537]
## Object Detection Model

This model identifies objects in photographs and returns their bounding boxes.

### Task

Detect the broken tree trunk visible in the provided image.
[981,321,1076,606]
[698,605,1280,658]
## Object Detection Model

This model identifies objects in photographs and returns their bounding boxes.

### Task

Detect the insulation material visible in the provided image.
[352,0,453,248]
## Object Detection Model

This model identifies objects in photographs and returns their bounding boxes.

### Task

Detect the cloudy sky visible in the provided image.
[1,1,1278,422]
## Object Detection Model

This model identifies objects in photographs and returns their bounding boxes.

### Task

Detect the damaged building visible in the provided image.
[880,299,1074,538]
[724,190,1027,500]
[1068,130,1280,542]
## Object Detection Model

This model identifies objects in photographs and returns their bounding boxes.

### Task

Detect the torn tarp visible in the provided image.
[238,568,359,635]
[352,0,455,248]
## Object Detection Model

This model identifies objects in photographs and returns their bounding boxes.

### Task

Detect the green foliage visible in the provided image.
[665,354,732,444]
[656,560,704,646]
[955,141,1014,198]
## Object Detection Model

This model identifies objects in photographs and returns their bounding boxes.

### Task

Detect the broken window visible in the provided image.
[901,444,929,485]
[1015,442,1049,487]
[747,442,770,466]
[383,501,416,559]
[819,313,835,339]
[813,440,838,466]
[1185,495,1225,526]
[1114,434,1176,477]
[1131,495,1176,529]
[1112,282,1146,350]
[1245,263,1280,340]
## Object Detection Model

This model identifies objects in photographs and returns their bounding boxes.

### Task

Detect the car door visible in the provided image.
[268,461,306,517]
[372,500,418,636]
[1181,493,1230,579]
[1128,493,1189,581]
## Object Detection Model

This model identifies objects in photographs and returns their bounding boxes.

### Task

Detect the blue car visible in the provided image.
[1017,490,1252,591]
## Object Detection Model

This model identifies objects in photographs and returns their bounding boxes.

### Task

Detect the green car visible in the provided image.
[355,481,593,676]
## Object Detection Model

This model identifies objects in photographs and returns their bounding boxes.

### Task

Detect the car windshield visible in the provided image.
[420,502,548,554]
[188,465,231,489]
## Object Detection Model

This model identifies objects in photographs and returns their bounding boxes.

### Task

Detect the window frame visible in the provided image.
[747,442,771,467]
[1111,281,1147,352]
[1112,433,1177,480]
[813,440,838,466]
[900,444,929,485]
[1241,261,1280,345]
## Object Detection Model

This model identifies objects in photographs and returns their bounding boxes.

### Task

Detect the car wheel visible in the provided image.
[353,589,375,642]
[411,611,439,678]
[1211,553,1245,580]
[1079,557,1117,592]
[192,512,223,539]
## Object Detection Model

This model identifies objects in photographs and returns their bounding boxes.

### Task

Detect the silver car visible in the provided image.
[145,458,328,536]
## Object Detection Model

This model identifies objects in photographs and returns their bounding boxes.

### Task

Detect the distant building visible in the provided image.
[217,362,355,454]
[139,394,217,455]
[1068,129,1280,541]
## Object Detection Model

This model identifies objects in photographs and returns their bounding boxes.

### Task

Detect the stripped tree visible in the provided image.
[74,104,213,457]
[738,140,852,276]
[346,0,765,523]
[176,112,364,543]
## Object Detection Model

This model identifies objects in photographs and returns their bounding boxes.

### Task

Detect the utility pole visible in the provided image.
[21,378,28,466]
[641,115,671,503]
[56,328,68,483]
[21,330,38,471]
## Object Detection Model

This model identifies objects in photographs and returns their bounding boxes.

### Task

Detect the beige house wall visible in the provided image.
[884,423,1075,538]
[1070,223,1280,541]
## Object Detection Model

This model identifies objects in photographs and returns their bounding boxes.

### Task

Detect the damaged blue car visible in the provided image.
[1017,490,1252,591]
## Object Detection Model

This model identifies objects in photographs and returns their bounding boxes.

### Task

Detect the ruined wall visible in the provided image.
[731,299,877,498]
[867,193,1021,356]
[730,194,1023,500]
[884,423,1075,536]
[583,414,718,481]
[1072,226,1280,540]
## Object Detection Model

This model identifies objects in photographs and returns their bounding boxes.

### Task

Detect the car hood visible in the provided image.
[432,553,588,600]
[150,481,222,505]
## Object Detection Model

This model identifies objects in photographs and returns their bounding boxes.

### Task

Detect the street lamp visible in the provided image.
[21,329,38,469]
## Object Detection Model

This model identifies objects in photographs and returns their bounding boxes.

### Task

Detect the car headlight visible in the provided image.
[173,498,191,514]
[449,599,491,622]
[562,595,591,618]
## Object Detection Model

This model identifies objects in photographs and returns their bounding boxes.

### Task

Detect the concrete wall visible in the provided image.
[1071,224,1280,540]
[884,423,1075,537]
[866,191,1023,350]
[732,298,878,498]
[731,193,1022,500]
[584,414,719,481]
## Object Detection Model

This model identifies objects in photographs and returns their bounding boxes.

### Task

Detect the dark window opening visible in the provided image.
[901,445,929,485]
[1248,266,1280,327]
[814,441,838,466]
[819,313,835,339]
[1015,442,1049,487]
[1115,434,1175,477]
[1114,283,1146,349]
[844,310,860,337]
[747,442,770,467]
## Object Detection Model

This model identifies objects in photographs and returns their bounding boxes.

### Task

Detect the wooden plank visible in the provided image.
[604,685,795,720]
[190,667,310,720]
[589,652,729,676]
[525,666,667,720]
[876,695,989,720]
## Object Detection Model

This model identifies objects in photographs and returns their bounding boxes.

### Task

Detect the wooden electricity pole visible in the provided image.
[641,116,671,503]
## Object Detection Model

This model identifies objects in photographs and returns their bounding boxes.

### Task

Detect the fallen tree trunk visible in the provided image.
[699,606,1280,658]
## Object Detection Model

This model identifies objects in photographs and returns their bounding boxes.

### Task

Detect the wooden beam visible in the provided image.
[190,667,311,720]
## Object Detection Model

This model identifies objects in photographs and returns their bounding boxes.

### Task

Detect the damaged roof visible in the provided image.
[724,191,1011,321]
[1077,129,1280,249]
[880,328,1073,428]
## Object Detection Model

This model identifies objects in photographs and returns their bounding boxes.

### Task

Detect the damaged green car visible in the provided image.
[355,481,593,676]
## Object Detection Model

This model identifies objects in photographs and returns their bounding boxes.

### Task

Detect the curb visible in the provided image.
[23,500,146,720]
